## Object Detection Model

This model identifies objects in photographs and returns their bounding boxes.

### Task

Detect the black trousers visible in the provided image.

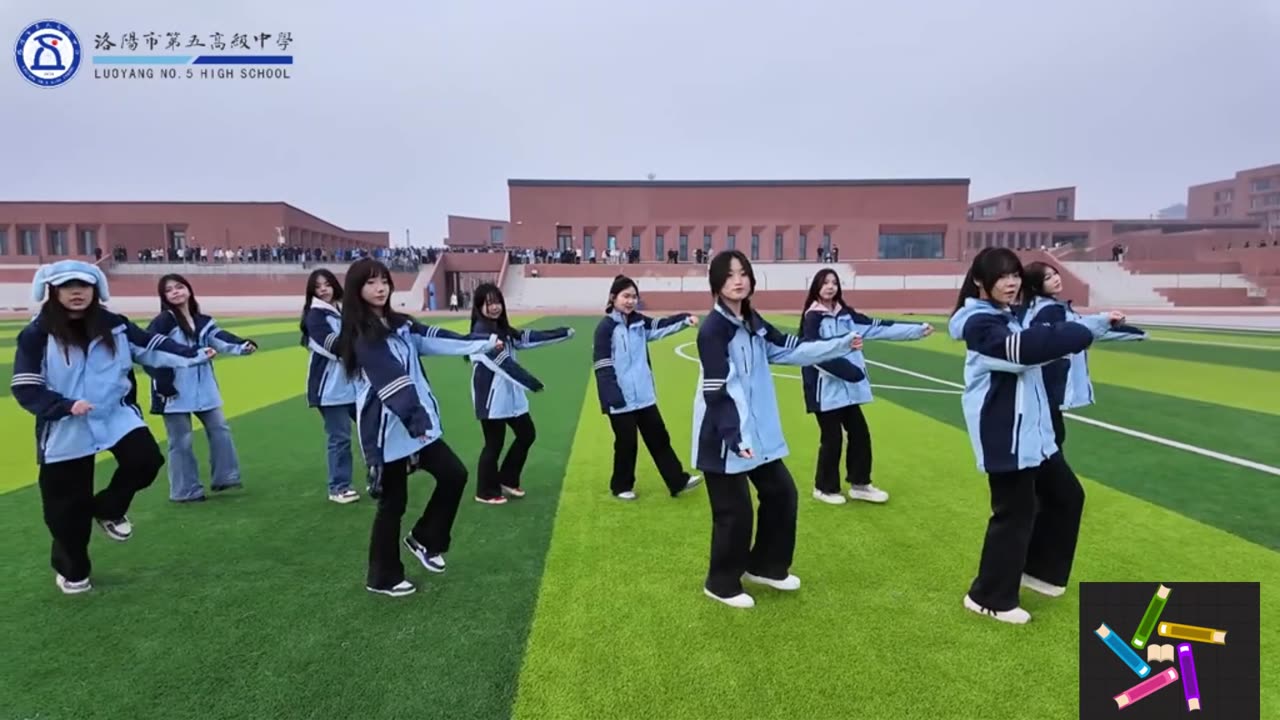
[1051,406,1067,450]
[607,405,689,495]
[476,413,536,499]
[967,452,1085,611]
[37,426,164,582]
[704,460,798,598]
[813,404,873,493]
[367,440,468,589]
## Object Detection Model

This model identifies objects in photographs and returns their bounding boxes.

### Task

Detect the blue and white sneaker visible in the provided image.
[404,535,446,573]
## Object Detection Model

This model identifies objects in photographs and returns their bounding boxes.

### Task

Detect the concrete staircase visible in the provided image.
[1062,261,1174,308]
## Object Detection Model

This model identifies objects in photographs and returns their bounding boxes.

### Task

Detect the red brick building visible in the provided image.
[499,178,970,261]
[1186,163,1280,229]
[0,201,389,262]
[968,186,1077,221]
[445,215,511,247]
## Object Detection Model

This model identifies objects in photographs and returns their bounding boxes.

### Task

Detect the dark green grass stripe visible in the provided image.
[865,343,1280,550]
[0,316,597,720]
[1099,337,1279,372]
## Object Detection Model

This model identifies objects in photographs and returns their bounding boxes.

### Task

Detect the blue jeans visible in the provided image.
[163,407,241,501]
[319,404,358,494]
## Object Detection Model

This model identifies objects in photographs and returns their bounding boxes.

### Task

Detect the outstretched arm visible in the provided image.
[643,313,695,342]
[512,326,574,350]
[800,312,865,383]
[697,324,744,454]
[407,321,499,356]
[763,319,857,367]
[849,311,930,341]
[963,313,1095,374]
[592,319,626,409]
[206,321,256,355]
[355,336,431,438]
[142,315,179,397]
[10,327,76,420]
[125,320,211,368]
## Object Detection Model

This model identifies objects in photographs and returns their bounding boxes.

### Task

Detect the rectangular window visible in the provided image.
[631,233,641,253]
[607,233,617,252]
[0,229,7,255]
[703,233,712,255]
[771,233,782,260]
[879,232,944,259]
[750,233,760,261]
[79,228,97,255]
[489,226,504,245]
[678,234,689,261]
[1056,197,1069,217]
[47,228,68,255]
[980,205,997,217]
[967,208,975,220]
[1251,178,1272,192]
[799,233,808,260]
[727,233,736,250]
[583,233,594,259]
[655,233,665,258]
[556,232,571,252]
[20,228,38,255]
[821,232,832,256]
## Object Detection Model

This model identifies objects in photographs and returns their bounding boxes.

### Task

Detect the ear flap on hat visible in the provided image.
[30,265,53,304]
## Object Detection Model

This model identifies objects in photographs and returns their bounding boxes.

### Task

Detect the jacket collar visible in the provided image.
[806,300,844,317]
[609,309,642,326]
[310,298,339,314]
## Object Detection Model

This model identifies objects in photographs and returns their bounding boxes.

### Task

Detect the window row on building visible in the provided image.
[0,226,99,256]
[550,227,945,261]
[966,229,1085,250]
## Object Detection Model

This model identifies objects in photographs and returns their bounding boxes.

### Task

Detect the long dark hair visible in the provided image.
[470,282,514,339]
[606,275,639,313]
[299,268,344,346]
[1023,261,1060,300]
[39,281,116,360]
[337,258,405,375]
[709,250,757,330]
[952,248,1024,313]
[157,273,199,339]
[799,268,844,332]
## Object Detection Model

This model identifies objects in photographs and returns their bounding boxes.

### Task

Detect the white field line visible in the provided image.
[673,343,1280,478]
[1148,337,1280,351]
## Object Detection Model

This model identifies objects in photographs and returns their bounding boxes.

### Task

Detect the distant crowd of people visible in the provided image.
[110,245,425,272]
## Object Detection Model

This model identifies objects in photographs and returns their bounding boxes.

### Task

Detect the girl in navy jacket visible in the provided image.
[947,248,1121,625]
[592,275,700,500]
[799,268,932,505]
[11,261,214,594]
[1022,261,1147,448]
[468,282,573,504]
[336,259,500,598]
[300,268,366,504]
[693,251,861,609]
[144,274,257,502]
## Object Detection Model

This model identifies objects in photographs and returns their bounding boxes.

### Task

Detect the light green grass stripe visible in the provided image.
[513,355,1279,720]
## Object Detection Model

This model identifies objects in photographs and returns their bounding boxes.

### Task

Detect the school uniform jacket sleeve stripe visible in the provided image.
[962,312,1095,369]
[513,326,573,350]
[801,311,865,383]
[481,345,545,392]
[696,321,743,452]
[122,316,206,368]
[141,314,179,396]
[304,309,339,358]
[10,325,76,421]
[355,336,431,438]
[592,317,626,409]
[642,313,693,342]
[852,310,928,341]
[407,321,498,357]
[208,321,252,355]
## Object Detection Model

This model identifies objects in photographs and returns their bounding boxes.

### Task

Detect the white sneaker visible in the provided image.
[328,489,361,504]
[403,536,447,574]
[963,594,1030,624]
[812,489,847,505]
[56,574,92,595]
[743,572,801,591]
[501,485,526,498]
[704,588,754,608]
[367,580,416,597]
[849,484,889,503]
[676,475,703,496]
[615,491,637,501]
[97,516,132,542]
[1021,574,1066,598]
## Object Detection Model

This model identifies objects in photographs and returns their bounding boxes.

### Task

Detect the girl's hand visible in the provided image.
[71,400,94,416]
[1107,311,1126,324]
[202,348,218,359]
[921,324,934,337]
[850,334,863,351]
[242,341,258,354]
[688,315,699,326]
[738,448,754,459]
[494,339,505,352]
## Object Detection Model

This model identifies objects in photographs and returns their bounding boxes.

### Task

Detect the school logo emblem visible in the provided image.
[14,19,82,87]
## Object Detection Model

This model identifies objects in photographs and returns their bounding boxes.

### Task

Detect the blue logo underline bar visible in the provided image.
[90,55,293,65]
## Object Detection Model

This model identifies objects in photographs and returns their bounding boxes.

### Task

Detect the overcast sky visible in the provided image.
[3,0,1277,246]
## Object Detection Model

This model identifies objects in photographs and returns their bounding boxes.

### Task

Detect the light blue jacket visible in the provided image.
[1022,296,1148,410]
[302,299,358,407]
[11,312,211,464]
[692,301,858,475]
[799,302,928,412]
[143,310,254,414]
[353,318,499,466]
[593,310,695,414]
[947,299,1112,473]
[470,320,573,420]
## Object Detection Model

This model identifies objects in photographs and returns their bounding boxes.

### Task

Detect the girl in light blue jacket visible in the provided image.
[11,261,214,594]
[798,268,932,506]
[144,274,257,502]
